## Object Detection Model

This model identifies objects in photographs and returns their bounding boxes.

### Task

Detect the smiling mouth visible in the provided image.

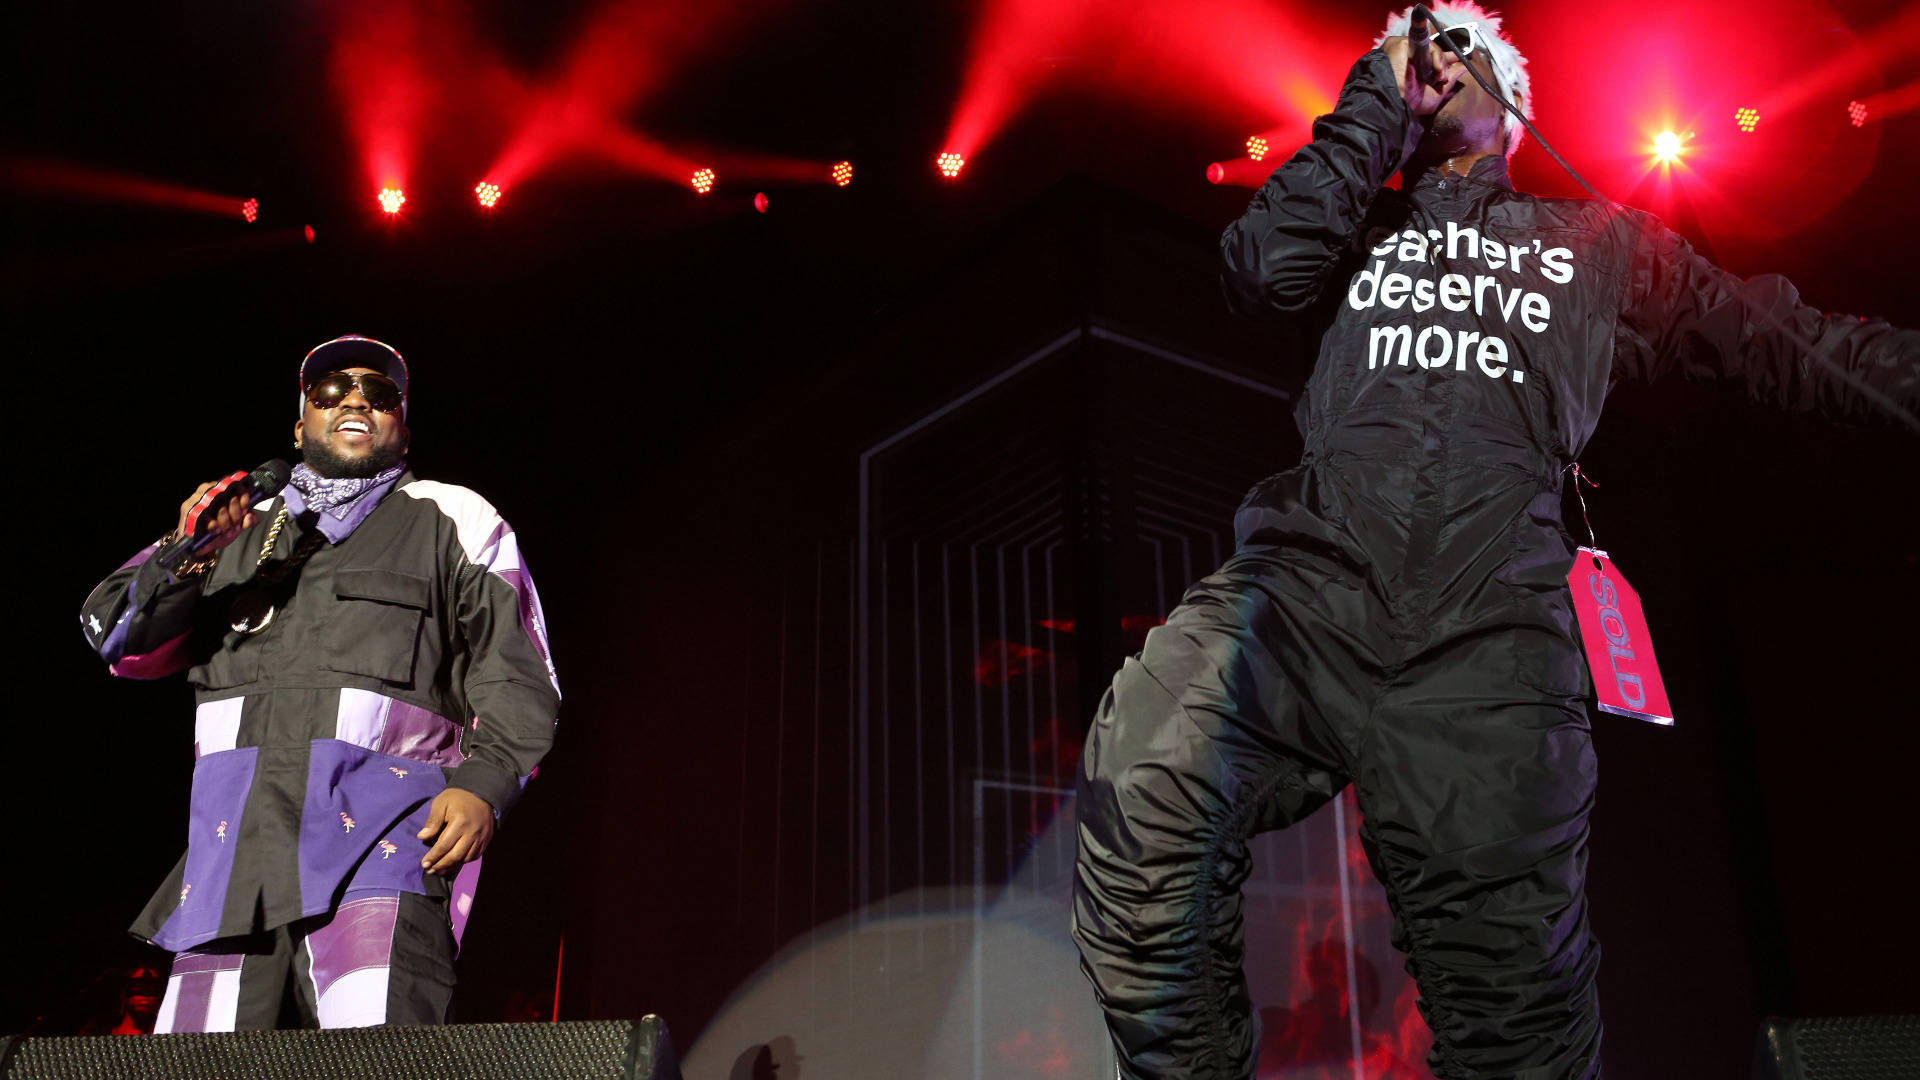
[335,419,372,438]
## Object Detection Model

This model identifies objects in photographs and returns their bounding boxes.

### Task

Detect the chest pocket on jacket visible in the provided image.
[324,568,431,686]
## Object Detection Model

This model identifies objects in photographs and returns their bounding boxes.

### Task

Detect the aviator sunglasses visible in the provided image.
[306,370,404,413]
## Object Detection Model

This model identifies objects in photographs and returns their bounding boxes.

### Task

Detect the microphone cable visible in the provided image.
[1411,3,1918,433]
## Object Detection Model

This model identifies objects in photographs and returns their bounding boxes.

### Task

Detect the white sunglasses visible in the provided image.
[1431,23,1483,57]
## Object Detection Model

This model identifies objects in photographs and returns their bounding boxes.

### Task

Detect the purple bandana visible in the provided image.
[284,463,406,543]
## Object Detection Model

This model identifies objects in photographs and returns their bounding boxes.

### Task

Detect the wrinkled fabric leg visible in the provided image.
[1073,565,1349,1080]
[1359,638,1603,1079]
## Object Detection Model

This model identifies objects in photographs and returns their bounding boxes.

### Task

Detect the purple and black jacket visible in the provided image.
[80,470,559,953]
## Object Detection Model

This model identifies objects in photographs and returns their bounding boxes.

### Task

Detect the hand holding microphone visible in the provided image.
[1385,4,1465,119]
[155,459,292,580]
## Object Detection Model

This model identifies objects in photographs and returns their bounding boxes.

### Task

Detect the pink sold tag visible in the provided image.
[1568,547,1674,726]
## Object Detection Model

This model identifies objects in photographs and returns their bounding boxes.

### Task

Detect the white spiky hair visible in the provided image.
[1376,2,1533,157]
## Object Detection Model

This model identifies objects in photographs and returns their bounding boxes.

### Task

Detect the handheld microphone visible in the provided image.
[1408,4,1440,90]
[155,458,293,580]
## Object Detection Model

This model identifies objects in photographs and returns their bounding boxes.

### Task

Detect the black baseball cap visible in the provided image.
[297,335,409,415]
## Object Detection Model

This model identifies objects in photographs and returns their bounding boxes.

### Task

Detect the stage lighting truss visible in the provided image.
[378,187,406,214]
[1245,135,1269,161]
[241,198,259,223]
[936,152,966,179]
[1848,100,1868,127]
[475,181,502,209]
[831,160,854,187]
[1734,108,1759,133]
[691,167,716,195]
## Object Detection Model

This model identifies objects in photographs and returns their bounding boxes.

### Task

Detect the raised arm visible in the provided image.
[1220,44,1436,315]
[1615,212,1920,426]
[79,477,260,679]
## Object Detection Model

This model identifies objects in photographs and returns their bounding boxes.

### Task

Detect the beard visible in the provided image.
[301,436,404,478]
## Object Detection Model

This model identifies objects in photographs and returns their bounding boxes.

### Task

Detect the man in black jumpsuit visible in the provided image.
[1070,7,1920,1077]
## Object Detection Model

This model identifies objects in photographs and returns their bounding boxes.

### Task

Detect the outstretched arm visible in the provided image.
[1615,213,1920,426]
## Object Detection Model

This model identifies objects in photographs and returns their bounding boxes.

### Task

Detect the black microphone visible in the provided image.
[1408,4,1440,90]
[155,458,293,580]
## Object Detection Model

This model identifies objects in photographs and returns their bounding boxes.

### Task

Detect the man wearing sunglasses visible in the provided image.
[1073,2,1917,1078]
[79,335,559,1032]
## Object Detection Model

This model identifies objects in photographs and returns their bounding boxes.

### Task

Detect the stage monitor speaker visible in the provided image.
[1753,1015,1920,1080]
[0,1015,680,1080]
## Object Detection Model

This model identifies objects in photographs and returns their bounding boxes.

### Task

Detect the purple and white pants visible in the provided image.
[154,890,456,1032]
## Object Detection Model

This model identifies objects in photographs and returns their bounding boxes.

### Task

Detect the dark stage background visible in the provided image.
[6,1,1919,1077]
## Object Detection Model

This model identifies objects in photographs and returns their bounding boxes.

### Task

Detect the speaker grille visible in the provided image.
[1760,1015,1920,1080]
[2,1018,678,1080]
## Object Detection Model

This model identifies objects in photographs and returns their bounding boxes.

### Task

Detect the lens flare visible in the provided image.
[1652,131,1684,162]
[690,167,716,194]
[474,181,502,208]
[936,152,966,179]
[831,160,854,187]
[377,187,406,214]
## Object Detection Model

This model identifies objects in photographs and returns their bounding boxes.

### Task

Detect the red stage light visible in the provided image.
[304,224,316,244]
[1245,135,1269,161]
[378,186,406,214]
[1206,162,1226,184]
[753,192,768,213]
[1734,107,1759,133]
[936,151,966,179]
[1848,100,1868,126]
[475,181,502,208]
[831,160,854,187]
[690,167,715,194]
[241,198,259,223]
[1652,131,1684,163]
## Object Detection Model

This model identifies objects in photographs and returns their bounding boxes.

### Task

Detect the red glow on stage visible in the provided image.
[1750,4,1920,125]
[690,167,716,194]
[1205,156,1270,189]
[936,152,966,179]
[474,181,502,208]
[327,2,452,204]
[304,225,316,244]
[1734,107,1759,133]
[942,0,1343,164]
[753,192,768,213]
[974,641,1052,689]
[378,186,406,214]
[831,160,854,187]
[0,155,249,218]
[1245,135,1269,161]
[1855,80,1920,125]
[478,0,773,192]
[241,198,259,223]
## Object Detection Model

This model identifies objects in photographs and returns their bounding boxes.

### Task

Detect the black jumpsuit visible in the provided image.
[1070,49,1919,1079]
